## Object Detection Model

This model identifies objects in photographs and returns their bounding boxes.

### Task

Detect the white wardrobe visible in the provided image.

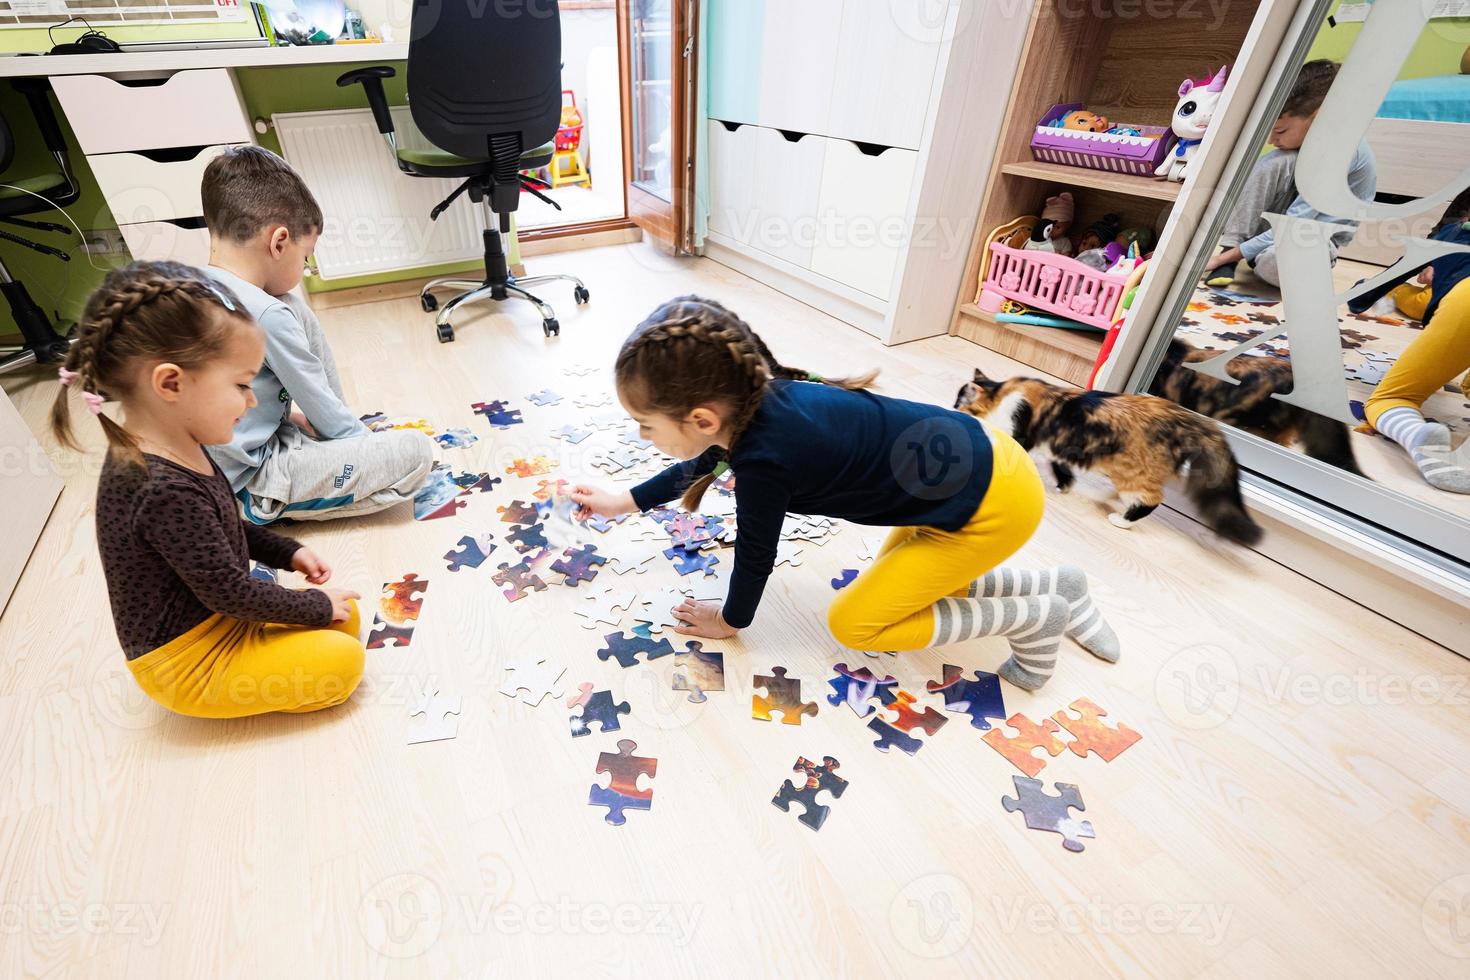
[702,0,1027,344]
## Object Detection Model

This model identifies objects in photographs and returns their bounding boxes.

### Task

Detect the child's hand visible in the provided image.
[673,599,739,640]
[1419,266,1435,286]
[291,547,332,584]
[322,588,361,624]
[569,484,637,521]
[290,410,319,439]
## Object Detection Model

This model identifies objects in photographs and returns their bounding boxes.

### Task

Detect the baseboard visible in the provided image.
[703,236,888,340]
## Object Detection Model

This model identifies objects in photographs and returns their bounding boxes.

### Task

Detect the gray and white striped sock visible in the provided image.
[968,566,1120,662]
[929,594,1068,691]
[1377,409,1470,493]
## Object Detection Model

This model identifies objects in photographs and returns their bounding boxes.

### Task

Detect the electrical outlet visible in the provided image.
[79,229,127,256]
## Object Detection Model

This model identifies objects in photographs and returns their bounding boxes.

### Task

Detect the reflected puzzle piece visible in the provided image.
[926,664,1006,731]
[1001,775,1096,853]
[772,755,847,831]
[588,739,657,826]
[672,642,725,703]
[982,713,1066,777]
[752,666,818,725]
[570,689,631,737]
[1052,697,1141,762]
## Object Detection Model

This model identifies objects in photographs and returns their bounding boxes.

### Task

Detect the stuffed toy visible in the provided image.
[1075,213,1122,255]
[1155,65,1228,182]
[1022,191,1075,256]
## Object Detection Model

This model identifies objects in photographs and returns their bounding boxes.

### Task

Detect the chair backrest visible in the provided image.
[406,0,563,165]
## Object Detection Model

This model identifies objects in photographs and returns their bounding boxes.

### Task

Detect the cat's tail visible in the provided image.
[1184,429,1265,546]
[1298,413,1366,477]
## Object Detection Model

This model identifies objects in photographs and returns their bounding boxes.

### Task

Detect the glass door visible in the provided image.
[1130,0,1470,569]
[620,0,699,252]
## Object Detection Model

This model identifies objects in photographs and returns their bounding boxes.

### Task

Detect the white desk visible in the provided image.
[0,42,408,78]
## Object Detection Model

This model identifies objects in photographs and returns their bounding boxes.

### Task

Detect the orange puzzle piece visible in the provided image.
[882,690,949,737]
[982,713,1066,777]
[1052,698,1141,762]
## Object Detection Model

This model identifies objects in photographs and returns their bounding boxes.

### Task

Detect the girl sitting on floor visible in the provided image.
[51,261,364,718]
[571,296,1119,690]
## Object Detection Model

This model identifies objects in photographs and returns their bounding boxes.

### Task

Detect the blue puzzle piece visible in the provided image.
[570,690,631,737]
[507,523,549,554]
[444,534,496,572]
[831,569,858,590]
[435,427,478,450]
[867,717,924,755]
[248,563,278,584]
[552,545,606,586]
[663,544,719,577]
[825,663,898,717]
[587,513,630,534]
[925,664,1006,730]
[587,784,650,826]
[596,631,675,668]
[472,400,523,429]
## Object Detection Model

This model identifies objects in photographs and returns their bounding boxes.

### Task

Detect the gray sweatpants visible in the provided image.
[239,297,435,524]
[1220,149,1342,286]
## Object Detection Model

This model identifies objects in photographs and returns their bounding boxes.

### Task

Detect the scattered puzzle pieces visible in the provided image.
[498,655,566,706]
[573,391,612,408]
[596,630,675,668]
[633,588,688,634]
[881,690,949,737]
[570,689,632,737]
[434,427,478,450]
[1052,698,1142,762]
[983,713,1067,777]
[664,544,720,577]
[672,642,725,703]
[563,363,597,377]
[533,478,570,501]
[753,667,818,725]
[505,456,557,478]
[618,428,653,449]
[774,541,805,568]
[248,563,278,584]
[772,756,847,832]
[492,561,548,602]
[551,425,593,444]
[926,664,1006,731]
[407,686,462,744]
[601,541,661,575]
[831,569,858,590]
[414,465,470,521]
[367,574,429,649]
[443,533,496,572]
[497,499,544,525]
[1001,776,1096,853]
[527,388,563,406]
[867,717,924,755]
[825,663,897,718]
[472,400,523,429]
[507,523,550,554]
[575,587,636,629]
[588,739,657,826]
[551,545,607,586]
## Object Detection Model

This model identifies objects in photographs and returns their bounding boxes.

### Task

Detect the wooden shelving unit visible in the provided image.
[948,0,1260,388]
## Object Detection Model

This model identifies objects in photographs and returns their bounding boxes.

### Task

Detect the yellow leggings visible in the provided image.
[1366,278,1470,427]
[127,600,365,719]
[827,427,1045,652]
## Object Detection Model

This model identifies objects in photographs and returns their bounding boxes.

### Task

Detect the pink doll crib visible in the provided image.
[977,242,1129,330]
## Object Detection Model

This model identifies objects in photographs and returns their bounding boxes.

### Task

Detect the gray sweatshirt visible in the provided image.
[204,266,369,490]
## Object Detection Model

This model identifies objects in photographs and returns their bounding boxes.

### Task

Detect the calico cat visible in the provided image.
[955,370,1264,545]
[1150,338,1364,476]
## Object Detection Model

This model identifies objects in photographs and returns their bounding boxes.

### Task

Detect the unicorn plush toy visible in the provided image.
[1155,65,1229,182]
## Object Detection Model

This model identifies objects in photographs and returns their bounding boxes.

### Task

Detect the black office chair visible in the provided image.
[338,0,588,342]
[0,78,78,374]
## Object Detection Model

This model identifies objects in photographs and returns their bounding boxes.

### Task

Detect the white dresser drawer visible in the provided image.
[810,139,918,301]
[89,144,242,225]
[119,220,212,267]
[51,70,252,156]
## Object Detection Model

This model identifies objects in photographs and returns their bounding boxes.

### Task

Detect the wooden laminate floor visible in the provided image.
[1,243,1468,978]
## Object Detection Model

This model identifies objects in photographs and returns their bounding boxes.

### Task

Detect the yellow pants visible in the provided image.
[827,427,1045,652]
[128,600,365,719]
[1390,282,1431,322]
[1365,278,1470,427]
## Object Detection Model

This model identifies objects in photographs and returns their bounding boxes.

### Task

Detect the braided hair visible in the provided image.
[615,296,878,510]
[50,260,254,468]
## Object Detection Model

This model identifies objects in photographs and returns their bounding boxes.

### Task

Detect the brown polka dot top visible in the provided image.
[96,452,334,660]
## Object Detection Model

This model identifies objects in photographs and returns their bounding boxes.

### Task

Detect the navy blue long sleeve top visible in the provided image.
[630,380,994,629]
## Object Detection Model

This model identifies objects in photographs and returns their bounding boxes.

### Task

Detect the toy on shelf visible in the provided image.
[1075,213,1121,255]
[550,89,591,189]
[1155,66,1228,182]
[976,214,1038,284]
[1088,258,1150,388]
[1022,192,1075,257]
[1075,241,1124,273]
[979,204,1131,330]
[1032,102,1176,177]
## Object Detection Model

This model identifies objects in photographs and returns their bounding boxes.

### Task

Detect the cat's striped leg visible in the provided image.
[967,566,1120,662]
[930,594,1068,691]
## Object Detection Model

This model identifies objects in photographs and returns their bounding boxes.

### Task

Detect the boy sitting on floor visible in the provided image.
[202,145,433,523]
[1204,59,1378,288]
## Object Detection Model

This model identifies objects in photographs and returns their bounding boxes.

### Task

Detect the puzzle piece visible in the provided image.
[573,391,612,408]
[1001,776,1096,853]
[881,690,949,737]
[366,622,417,650]
[443,533,496,572]
[533,478,570,502]
[380,574,429,622]
[867,717,924,755]
[586,512,631,534]
[498,655,566,706]
[472,401,523,429]
[551,425,593,444]
[752,667,818,725]
[596,630,676,668]
[601,541,662,575]
[575,587,636,629]
[552,544,607,586]
[585,410,630,432]
[497,499,545,525]
[618,428,654,450]
[831,569,858,590]
[570,689,631,737]
[826,663,898,718]
[774,541,805,568]
[925,664,1006,731]
[663,544,720,577]
[407,686,462,744]
[563,363,598,377]
[505,456,557,478]
[434,427,478,450]
[507,523,550,554]
[363,414,435,434]
[567,681,595,710]
[772,756,848,832]
[857,535,886,562]
[672,642,725,703]
[588,739,657,826]
[591,446,653,474]
[1052,697,1142,762]
[982,713,1067,777]
[248,563,278,584]
[633,588,688,634]
[527,388,563,406]
[414,465,470,521]
[492,561,548,602]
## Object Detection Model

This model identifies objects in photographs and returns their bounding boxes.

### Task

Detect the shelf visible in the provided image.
[955,303,1103,387]
[1000,160,1181,202]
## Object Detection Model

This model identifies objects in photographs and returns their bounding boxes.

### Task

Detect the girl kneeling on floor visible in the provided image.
[52,260,364,718]
[571,296,1119,690]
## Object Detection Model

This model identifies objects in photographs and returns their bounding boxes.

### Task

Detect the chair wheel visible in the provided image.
[543,318,560,337]
[421,293,439,312]
[574,285,590,305]
[436,323,455,343]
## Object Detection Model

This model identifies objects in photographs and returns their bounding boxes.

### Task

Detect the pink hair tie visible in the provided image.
[57,367,80,387]
[81,391,105,416]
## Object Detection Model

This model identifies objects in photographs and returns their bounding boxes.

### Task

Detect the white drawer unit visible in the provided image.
[826,0,945,151]
[810,140,918,301]
[88,144,242,226]
[119,220,212,267]
[50,69,253,156]
[755,0,843,139]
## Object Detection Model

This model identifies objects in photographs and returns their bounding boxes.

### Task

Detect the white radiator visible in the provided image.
[273,107,493,281]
